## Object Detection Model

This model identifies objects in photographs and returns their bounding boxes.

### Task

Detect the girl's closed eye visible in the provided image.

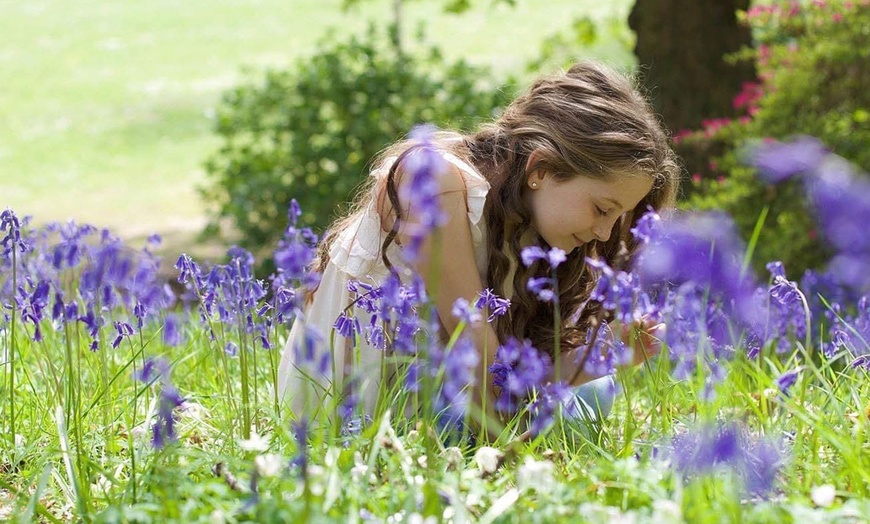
[595,206,609,217]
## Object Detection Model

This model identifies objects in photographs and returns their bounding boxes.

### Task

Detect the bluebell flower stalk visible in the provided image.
[1,208,27,444]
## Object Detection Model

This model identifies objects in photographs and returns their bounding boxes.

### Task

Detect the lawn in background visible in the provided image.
[0,0,633,259]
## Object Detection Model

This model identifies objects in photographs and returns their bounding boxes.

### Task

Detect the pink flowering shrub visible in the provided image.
[681,0,870,275]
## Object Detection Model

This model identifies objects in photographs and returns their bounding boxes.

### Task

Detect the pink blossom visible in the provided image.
[733,82,764,111]
[692,173,702,185]
[701,118,732,137]
[673,129,694,144]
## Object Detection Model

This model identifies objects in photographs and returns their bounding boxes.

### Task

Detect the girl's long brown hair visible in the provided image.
[312,62,680,357]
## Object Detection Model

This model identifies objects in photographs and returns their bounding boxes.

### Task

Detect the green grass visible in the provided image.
[0,0,633,257]
[3,300,870,522]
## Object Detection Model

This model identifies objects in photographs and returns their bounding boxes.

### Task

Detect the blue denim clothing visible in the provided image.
[569,375,616,421]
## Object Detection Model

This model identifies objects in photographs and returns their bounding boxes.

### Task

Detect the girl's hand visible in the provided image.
[621,318,666,367]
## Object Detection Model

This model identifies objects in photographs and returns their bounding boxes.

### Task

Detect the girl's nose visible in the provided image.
[592,224,610,242]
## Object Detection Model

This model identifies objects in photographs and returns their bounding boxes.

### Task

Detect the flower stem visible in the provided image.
[8,247,17,445]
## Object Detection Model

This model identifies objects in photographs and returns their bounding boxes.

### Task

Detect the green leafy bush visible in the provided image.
[680,0,869,275]
[201,26,513,248]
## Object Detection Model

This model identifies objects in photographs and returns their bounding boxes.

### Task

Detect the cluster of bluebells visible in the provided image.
[751,136,870,367]
[668,422,784,497]
[633,211,765,393]
[752,136,870,293]
[752,261,808,355]
[0,212,174,350]
[134,357,186,449]
[339,274,510,425]
[175,199,320,358]
[488,338,551,413]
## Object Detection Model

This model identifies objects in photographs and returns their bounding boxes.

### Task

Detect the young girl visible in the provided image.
[277,61,680,428]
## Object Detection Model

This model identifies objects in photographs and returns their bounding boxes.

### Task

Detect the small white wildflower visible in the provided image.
[254,454,284,477]
[14,434,25,448]
[811,484,836,507]
[417,455,428,468]
[350,451,374,482]
[651,499,682,522]
[474,446,503,475]
[517,457,554,492]
[406,513,438,524]
[238,432,270,452]
[442,446,464,470]
[209,509,226,524]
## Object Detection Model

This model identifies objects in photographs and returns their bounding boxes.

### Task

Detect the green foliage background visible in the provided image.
[683,0,869,276]
[201,26,513,247]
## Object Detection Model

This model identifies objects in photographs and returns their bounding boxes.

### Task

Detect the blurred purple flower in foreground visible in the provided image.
[397,125,449,264]
[637,212,759,326]
[750,136,827,183]
[750,136,870,292]
[670,422,785,497]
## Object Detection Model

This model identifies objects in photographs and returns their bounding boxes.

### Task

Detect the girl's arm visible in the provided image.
[377,157,503,433]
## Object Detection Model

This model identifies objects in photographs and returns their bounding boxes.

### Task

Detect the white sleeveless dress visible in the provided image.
[277,150,492,418]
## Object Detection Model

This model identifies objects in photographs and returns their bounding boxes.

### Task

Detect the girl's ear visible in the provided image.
[525,149,548,189]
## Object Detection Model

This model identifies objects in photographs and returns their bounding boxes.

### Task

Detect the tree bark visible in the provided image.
[628,0,756,132]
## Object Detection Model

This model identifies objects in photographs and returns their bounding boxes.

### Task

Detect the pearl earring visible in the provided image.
[531,182,538,188]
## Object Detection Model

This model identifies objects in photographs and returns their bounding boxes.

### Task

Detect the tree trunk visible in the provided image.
[628,0,756,133]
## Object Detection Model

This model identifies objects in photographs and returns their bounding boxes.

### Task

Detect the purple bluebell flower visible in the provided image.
[134,357,185,449]
[290,420,309,481]
[528,382,574,437]
[630,207,661,244]
[294,324,329,376]
[749,136,828,183]
[775,368,800,396]
[175,254,202,286]
[396,126,449,263]
[111,320,135,349]
[1,208,30,257]
[19,279,50,341]
[436,335,479,419]
[521,246,566,269]
[489,338,551,413]
[753,138,870,293]
[669,422,784,497]
[637,212,761,330]
[333,312,361,340]
[475,288,511,322]
[146,233,162,247]
[586,258,646,324]
[761,262,808,353]
[547,248,567,269]
[851,354,870,370]
[451,297,482,325]
[224,342,238,357]
[520,246,547,267]
[78,307,103,349]
[577,323,631,378]
[742,437,783,496]
[527,277,555,302]
[163,314,183,347]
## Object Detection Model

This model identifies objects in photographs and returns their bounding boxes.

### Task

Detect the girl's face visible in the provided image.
[525,168,652,253]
